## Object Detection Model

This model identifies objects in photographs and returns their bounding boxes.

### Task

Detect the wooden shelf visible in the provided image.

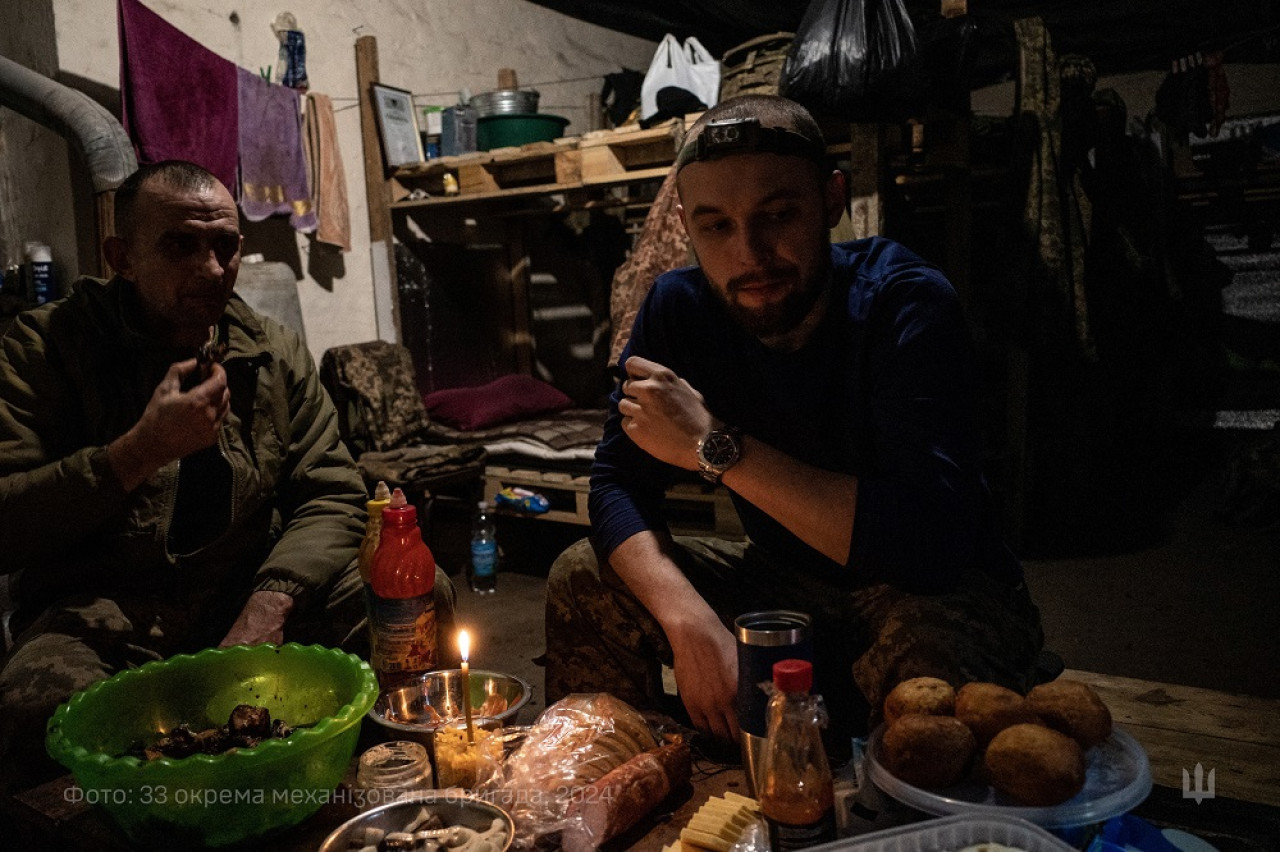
[389,119,690,207]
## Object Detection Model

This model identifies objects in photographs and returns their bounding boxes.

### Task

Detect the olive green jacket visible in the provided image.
[0,276,365,634]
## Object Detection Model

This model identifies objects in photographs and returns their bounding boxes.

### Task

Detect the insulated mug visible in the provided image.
[735,610,813,796]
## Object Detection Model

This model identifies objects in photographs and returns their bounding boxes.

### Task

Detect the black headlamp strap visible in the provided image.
[675,117,827,172]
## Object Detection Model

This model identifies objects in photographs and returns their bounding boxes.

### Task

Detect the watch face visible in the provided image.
[700,430,740,468]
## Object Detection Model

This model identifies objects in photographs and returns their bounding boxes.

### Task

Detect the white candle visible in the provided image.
[458,629,475,742]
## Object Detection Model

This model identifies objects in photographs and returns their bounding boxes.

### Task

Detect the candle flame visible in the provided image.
[458,629,470,663]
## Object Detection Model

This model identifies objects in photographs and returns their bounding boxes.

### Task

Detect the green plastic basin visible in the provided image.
[476,113,569,151]
[46,643,378,848]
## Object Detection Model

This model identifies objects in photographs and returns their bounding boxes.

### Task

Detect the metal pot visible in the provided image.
[469,88,540,117]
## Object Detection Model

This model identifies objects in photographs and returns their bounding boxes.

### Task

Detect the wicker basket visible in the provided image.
[719,32,794,101]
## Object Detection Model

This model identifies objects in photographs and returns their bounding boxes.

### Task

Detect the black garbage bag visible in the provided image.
[780,0,927,121]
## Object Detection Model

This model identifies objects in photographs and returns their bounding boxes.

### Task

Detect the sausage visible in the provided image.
[561,738,691,852]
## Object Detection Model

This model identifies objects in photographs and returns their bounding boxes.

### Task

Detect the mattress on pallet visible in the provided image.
[421,408,605,461]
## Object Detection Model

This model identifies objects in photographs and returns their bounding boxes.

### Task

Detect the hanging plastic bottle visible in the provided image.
[271,12,309,92]
[468,500,498,594]
[759,659,835,850]
[367,488,437,689]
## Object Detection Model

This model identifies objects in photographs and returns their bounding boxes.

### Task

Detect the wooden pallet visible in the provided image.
[483,464,744,540]
[578,120,687,185]
[456,140,581,195]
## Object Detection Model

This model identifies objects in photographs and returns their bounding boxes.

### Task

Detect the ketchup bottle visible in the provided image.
[367,488,437,689]
[759,659,835,850]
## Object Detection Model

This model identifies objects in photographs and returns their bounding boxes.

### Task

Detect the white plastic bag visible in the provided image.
[641,34,721,120]
[682,37,721,112]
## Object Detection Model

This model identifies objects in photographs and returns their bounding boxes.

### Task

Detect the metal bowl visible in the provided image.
[319,790,514,852]
[368,669,531,749]
[470,88,540,117]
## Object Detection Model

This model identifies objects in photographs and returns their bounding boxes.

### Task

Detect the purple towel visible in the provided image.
[237,67,317,231]
[117,0,238,191]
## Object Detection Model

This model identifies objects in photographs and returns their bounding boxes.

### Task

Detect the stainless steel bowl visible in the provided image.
[470,88,540,117]
[368,669,531,748]
[319,790,514,852]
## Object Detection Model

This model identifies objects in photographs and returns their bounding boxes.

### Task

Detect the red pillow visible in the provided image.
[424,374,572,431]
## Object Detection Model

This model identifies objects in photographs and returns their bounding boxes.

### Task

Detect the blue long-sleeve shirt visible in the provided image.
[589,237,1022,593]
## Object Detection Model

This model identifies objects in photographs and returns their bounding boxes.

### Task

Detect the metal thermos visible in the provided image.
[735,610,813,797]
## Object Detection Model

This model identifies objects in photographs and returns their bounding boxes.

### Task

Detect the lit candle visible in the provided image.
[458,629,475,743]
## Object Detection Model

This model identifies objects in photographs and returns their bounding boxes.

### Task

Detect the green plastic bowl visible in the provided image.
[46,643,377,848]
[476,112,569,150]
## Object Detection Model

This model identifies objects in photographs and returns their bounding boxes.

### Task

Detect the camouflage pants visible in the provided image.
[545,536,1043,744]
[0,563,457,794]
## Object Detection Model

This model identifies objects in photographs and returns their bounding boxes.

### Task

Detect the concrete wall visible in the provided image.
[1,0,657,363]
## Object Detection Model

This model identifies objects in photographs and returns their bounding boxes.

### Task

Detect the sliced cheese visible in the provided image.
[700,801,750,821]
[676,792,763,852]
[679,826,735,852]
[687,814,747,838]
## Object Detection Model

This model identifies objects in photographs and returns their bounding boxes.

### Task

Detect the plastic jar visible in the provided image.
[355,740,432,810]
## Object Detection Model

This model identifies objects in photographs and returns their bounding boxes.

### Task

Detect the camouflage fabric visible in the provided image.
[320,340,433,455]
[0,565,457,794]
[608,167,693,366]
[545,536,1043,743]
[357,445,488,496]
[1016,16,1096,360]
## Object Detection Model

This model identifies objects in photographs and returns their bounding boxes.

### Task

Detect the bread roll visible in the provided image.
[954,682,1040,747]
[883,676,956,727]
[881,714,975,789]
[985,723,1086,806]
[1027,680,1113,748]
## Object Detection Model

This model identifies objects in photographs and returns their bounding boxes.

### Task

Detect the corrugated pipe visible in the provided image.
[0,53,136,193]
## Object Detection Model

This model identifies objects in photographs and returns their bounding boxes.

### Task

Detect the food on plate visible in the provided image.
[124,703,294,760]
[562,736,691,852]
[984,723,1086,806]
[670,791,761,852]
[342,806,510,852]
[881,714,976,788]
[954,681,1041,747]
[883,676,956,727]
[1027,679,1113,748]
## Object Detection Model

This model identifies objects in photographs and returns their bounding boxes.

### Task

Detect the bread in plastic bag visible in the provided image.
[480,693,658,848]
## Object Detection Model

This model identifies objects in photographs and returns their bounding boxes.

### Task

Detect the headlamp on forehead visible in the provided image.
[675,117,828,172]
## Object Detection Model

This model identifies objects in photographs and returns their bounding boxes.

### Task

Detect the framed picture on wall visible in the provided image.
[371,83,424,168]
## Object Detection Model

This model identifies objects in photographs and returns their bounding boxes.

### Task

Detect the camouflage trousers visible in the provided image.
[0,563,457,794]
[545,536,1043,746]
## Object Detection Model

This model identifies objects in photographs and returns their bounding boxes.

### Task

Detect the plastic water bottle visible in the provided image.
[468,500,498,594]
[24,242,54,305]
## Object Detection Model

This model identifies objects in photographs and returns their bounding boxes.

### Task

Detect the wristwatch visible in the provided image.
[696,426,744,484]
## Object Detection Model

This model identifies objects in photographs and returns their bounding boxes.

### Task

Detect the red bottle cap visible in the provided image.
[773,658,813,693]
[382,488,417,526]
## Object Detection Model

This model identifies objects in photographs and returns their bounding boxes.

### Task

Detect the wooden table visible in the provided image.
[11,670,1277,848]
